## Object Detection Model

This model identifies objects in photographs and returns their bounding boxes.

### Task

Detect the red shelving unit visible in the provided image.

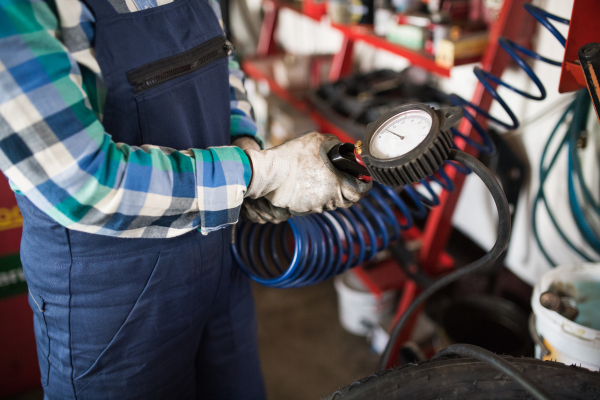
[246,0,487,143]
[332,23,451,76]
[244,0,466,361]
[241,56,307,113]
[241,55,357,142]
[260,0,481,76]
[243,0,535,367]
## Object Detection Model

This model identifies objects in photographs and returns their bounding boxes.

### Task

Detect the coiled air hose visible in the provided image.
[448,4,570,154]
[232,4,569,289]
[532,89,600,266]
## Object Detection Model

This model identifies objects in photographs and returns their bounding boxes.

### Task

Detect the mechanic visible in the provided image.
[0,0,370,398]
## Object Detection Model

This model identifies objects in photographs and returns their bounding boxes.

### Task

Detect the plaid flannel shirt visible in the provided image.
[0,0,262,238]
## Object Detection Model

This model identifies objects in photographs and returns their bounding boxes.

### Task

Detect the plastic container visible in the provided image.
[334,271,397,336]
[531,263,600,371]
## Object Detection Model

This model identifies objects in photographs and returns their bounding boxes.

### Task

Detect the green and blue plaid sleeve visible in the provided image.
[0,0,252,238]
[208,0,264,149]
[228,56,264,149]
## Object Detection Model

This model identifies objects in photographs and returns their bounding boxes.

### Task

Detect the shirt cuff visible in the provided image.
[190,146,252,233]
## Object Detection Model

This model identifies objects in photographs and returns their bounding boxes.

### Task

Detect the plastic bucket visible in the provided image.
[334,271,397,336]
[531,263,600,371]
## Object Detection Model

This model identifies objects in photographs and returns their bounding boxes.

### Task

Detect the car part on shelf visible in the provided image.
[308,68,450,138]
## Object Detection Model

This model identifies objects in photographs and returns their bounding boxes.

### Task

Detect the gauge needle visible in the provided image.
[386,128,405,140]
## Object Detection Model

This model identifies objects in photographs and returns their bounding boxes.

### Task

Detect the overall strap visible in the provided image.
[81,0,120,20]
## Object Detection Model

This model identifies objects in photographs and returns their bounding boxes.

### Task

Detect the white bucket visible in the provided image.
[531,263,600,371]
[334,271,397,336]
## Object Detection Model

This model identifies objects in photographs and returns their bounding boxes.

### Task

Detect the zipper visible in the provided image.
[128,36,233,93]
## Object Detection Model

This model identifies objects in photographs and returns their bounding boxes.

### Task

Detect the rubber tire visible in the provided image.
[324,357,600,400]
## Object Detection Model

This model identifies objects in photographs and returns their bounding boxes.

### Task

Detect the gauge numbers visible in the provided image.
[370,109,433,160]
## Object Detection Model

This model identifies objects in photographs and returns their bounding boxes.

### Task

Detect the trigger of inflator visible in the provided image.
[328,142,372,182]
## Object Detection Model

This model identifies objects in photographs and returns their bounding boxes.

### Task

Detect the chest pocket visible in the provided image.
[127,36,232,150]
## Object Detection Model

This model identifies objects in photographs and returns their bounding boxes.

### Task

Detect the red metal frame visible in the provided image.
[330,23,451,77]
[260,0,482,77]
[0,178,40,397]
[0,173,22,257]
[329,37,355,81]
[242,55,358,142]
[418,0,536,273]
[242,56,308,111]
[257,0,280,56]
[558,0,600,93]
[385,280,421,368]
[245,0,539,364]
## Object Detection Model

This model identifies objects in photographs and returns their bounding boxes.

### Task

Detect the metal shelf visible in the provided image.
[268,0,481,77]
[242,56,356,143]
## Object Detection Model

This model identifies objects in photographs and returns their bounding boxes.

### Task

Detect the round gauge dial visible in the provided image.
[361,104,462,187]
[369,109,433,160]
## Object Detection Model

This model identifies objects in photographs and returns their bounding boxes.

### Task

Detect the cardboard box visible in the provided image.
[435,32,488,68]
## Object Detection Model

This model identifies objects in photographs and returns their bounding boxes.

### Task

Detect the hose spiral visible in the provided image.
[233,4,569,288]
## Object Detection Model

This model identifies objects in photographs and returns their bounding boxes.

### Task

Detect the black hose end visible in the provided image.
[578,43,600,125]
[578,42,600,61]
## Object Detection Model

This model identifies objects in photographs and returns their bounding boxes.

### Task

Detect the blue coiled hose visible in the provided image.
[233,182,410,287]
[533,89,600,266]
[448,3,569,155]
[233,4,570,288]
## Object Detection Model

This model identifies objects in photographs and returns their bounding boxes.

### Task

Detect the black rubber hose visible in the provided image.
[433,344,557,400]
[377,150,511,372]
[389,241,434,288]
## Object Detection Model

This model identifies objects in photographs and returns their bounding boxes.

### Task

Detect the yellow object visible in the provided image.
[436,33,488,68]
[0,205,23,232]
[355,140,363,154]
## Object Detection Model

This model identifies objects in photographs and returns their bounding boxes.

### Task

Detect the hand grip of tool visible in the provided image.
[328,142,372,182]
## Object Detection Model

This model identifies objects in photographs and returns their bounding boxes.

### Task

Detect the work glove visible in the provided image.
[241,197,292,224]
[242,132,372,223]
[232,137,286,223]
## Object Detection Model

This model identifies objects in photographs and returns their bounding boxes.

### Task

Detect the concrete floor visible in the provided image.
[253,281,378,400]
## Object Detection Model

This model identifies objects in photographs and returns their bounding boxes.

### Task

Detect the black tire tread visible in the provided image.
[323,357,600,400]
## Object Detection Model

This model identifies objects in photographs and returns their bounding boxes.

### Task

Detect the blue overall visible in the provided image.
[16,0,265,398]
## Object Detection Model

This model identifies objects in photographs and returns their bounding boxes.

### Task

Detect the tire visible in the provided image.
[324,357,600,400]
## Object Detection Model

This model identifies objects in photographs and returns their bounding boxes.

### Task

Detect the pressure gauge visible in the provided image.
[369,109,433,160]
[329,104,463,187]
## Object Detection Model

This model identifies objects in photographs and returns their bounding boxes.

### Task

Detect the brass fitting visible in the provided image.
[355,140,363,154]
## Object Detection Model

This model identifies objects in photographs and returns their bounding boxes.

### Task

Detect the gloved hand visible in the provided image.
[232,137,284,223]
[243,132,372,223]
[240,197,292,224]
[232,136,286,223]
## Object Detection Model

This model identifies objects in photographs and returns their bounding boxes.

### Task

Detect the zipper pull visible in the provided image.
[224,43,235,55]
